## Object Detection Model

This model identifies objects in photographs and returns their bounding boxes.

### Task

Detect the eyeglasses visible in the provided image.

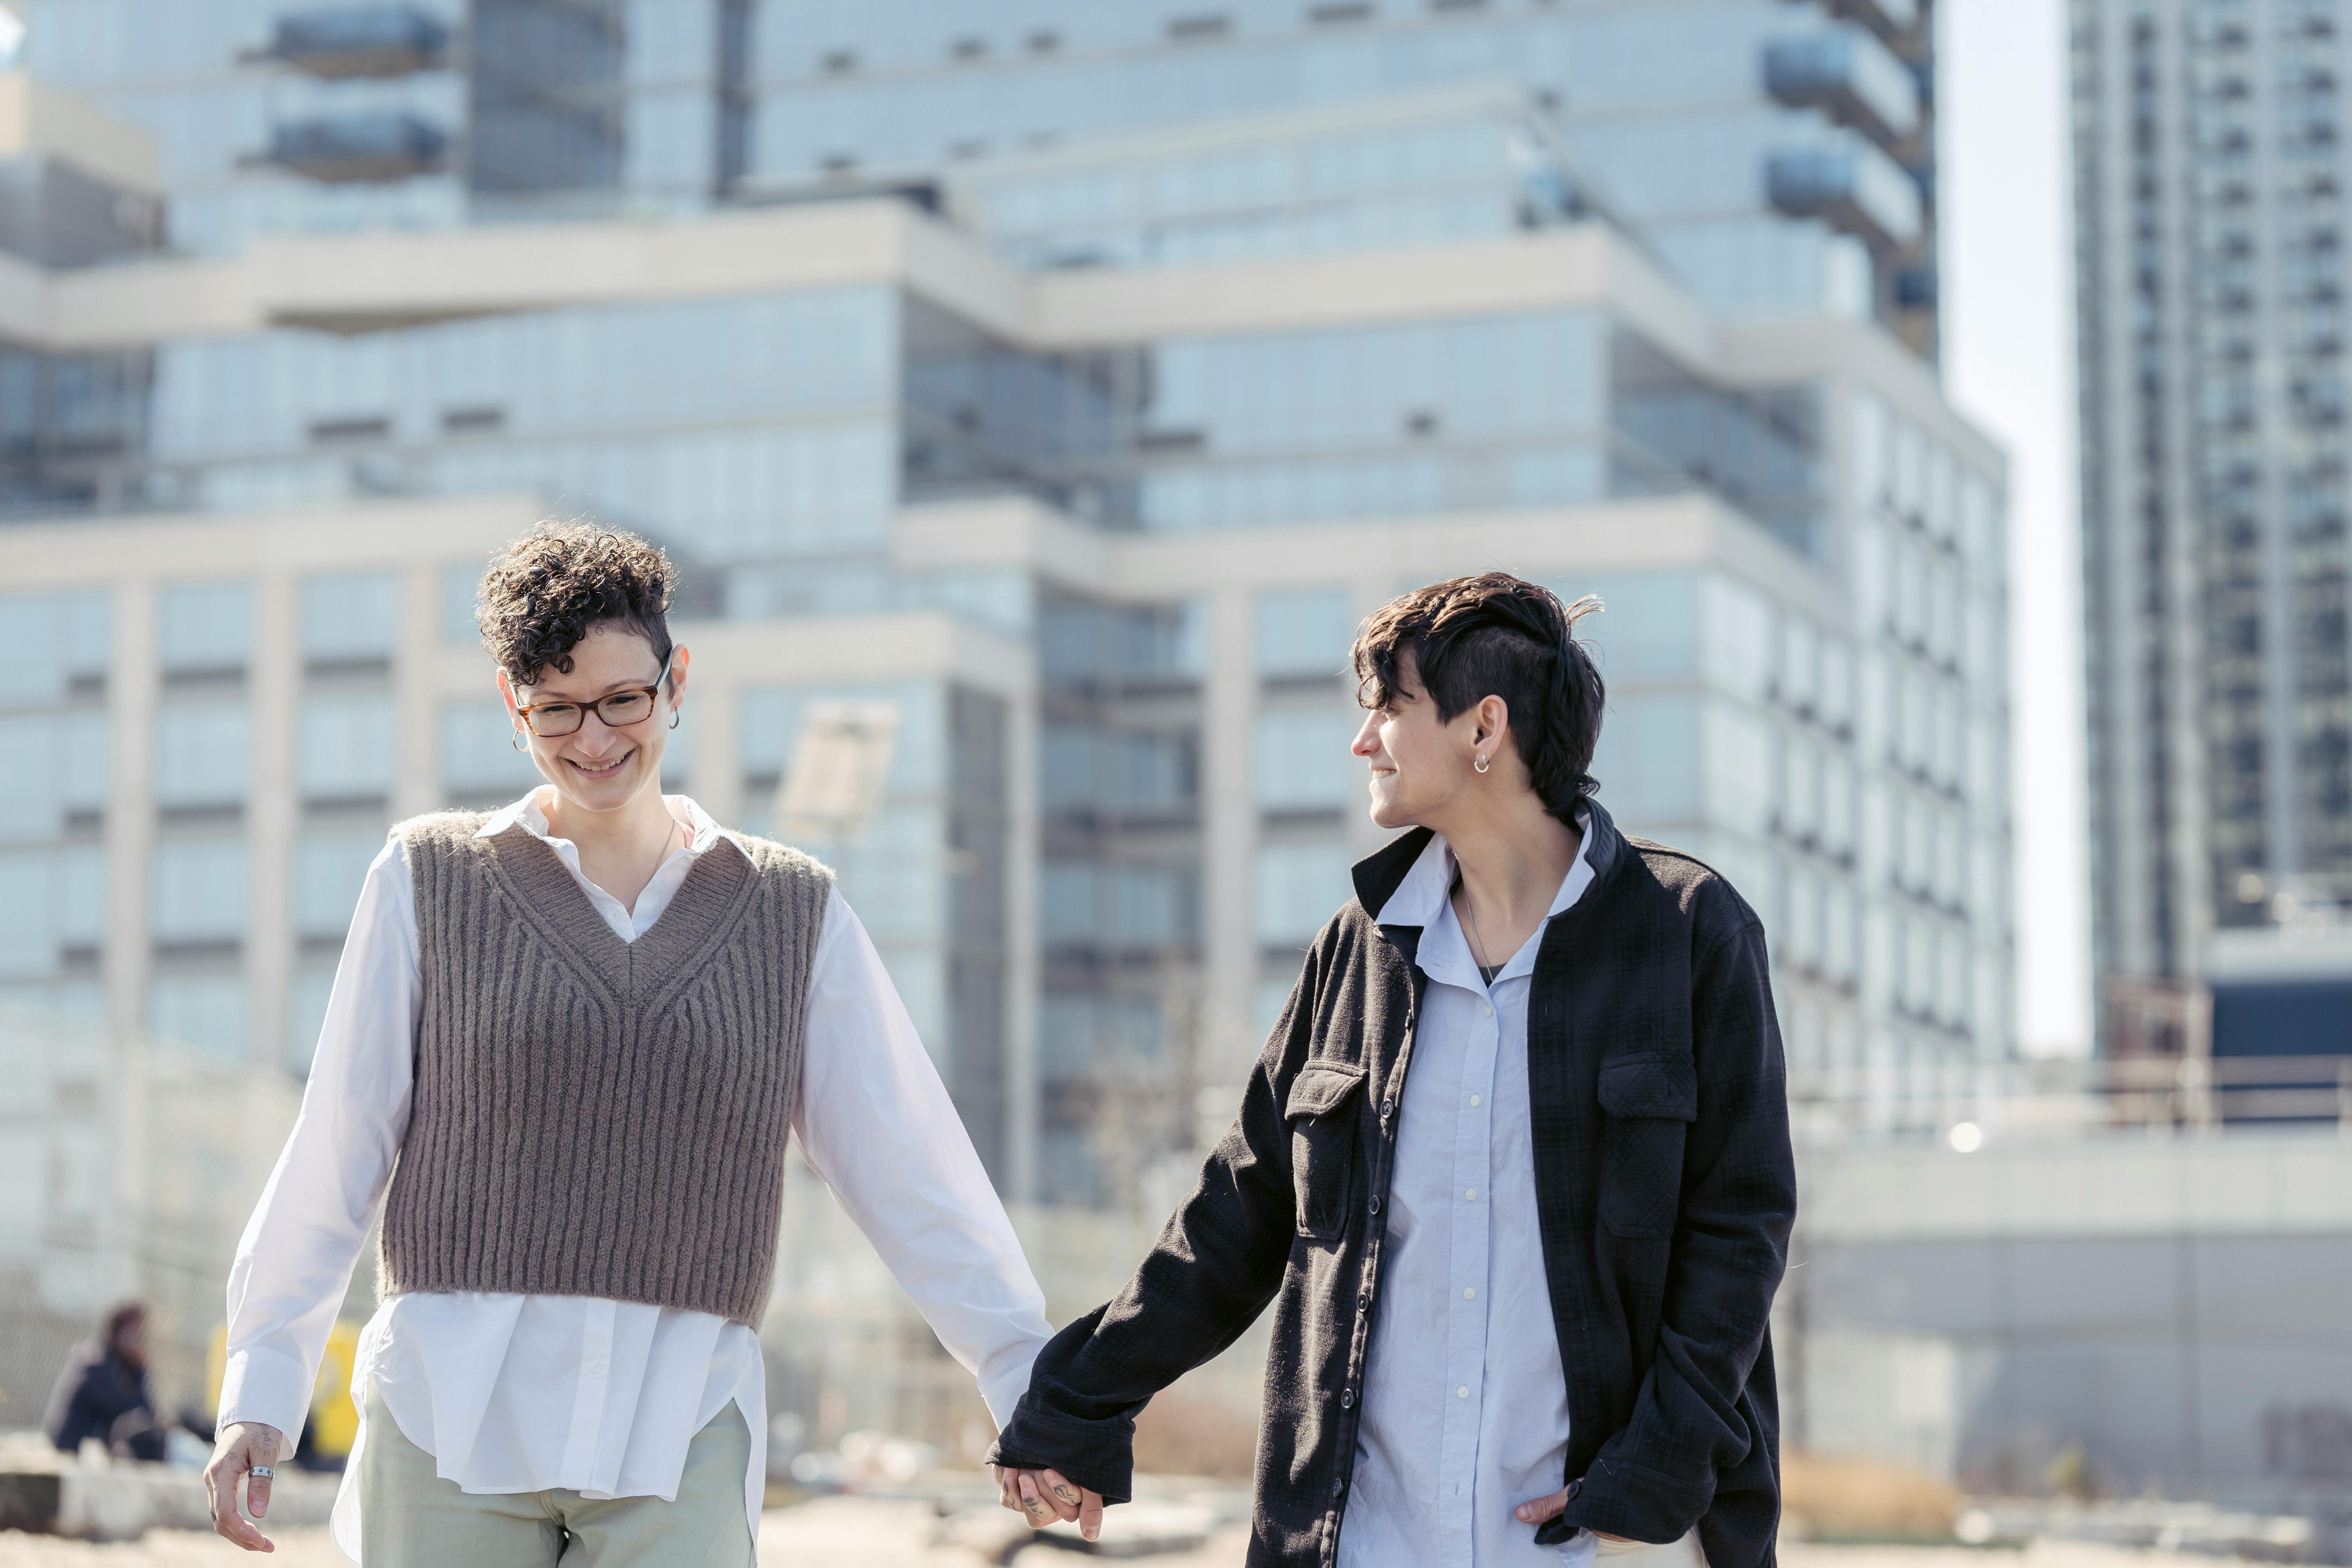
[514,663,671,739]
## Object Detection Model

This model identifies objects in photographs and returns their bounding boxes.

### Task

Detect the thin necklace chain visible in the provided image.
[1453,873,1496,982]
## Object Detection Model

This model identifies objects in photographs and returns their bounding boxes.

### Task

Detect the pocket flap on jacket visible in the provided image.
[1285,1060,1367,1119]
[1598,1054,1698,1121]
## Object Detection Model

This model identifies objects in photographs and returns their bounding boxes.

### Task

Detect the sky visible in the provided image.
[1941,0,2095,1057]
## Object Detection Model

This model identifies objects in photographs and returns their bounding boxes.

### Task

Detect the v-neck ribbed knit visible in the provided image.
[379,812,833,1327]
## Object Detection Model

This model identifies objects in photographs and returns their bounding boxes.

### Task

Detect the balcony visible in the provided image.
[270,112,447,182]
[267,6,450,78]
[1764,27,1921,148]
[1766,141,1923,251]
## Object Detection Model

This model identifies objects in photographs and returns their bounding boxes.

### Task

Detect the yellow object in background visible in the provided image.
[206,1320,362,1460]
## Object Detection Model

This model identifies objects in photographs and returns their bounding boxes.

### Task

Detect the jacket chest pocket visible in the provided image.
[1597,1053,1697,1238]
[1285,1061,1367,1241]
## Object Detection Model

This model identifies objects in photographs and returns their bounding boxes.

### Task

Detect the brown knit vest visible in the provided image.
[379,812,832,1326]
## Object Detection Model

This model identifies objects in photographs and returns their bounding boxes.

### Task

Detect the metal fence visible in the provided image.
[1788,1053,2352,1145]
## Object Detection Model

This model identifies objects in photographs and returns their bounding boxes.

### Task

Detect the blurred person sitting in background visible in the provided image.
[45,1301,167,1463]
[203,520,1052,1565]
[992,573,1797,1568]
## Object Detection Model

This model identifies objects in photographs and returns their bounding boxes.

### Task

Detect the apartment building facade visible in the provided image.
[1,201,2007,1210]
[17,0,1936,340]
[0,0,2004,1213]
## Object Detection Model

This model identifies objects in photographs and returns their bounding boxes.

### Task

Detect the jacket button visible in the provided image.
[1340,1388,1354,1408]
[1358,1290,1370,1311]
[1331,1477,1345,1497]
[1368,1195,1382,1215]
[1380,1097,1395,1118]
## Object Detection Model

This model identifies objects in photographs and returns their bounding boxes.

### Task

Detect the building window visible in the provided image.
[1256,587,1353,681]
[159,581,254,672]
[1,589,110,701]
[151,839,247,942]
[1254,710,1360,811]
[299,693,396,802]
[1253,976,1296,1041]
[1040,993,1166,1081]
[155,704,250,806]
[441,700,541,800]
[0,710,109,839]
[444,563,481,644]
[287,969,338,1073]
[302,572,398,664]
[1588,692,1702,824]
[296,832,385,939]
[0,844,105,976]
[1254,842,1353,946]
[147,975,247,1062]
[1040,860,1196,949]
[1038,600,1207,685]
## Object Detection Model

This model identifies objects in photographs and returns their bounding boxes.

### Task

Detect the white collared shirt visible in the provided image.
[219,789,1051,1560]
[1339,817,1602,1568]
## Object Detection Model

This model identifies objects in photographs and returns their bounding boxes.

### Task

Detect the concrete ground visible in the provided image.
[0,1506,2268,1568]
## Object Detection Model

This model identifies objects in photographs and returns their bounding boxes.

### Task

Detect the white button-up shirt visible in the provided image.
[219,790,1051,1561]
[1339,820,1601,1568]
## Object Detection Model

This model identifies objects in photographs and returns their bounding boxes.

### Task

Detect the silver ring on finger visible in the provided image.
[249,1465,274,1479]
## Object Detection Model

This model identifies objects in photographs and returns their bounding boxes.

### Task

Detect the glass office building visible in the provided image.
[0,0,2005,1209]
[20,0,1936,346]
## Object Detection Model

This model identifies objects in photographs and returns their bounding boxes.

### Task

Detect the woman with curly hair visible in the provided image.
[203,521,1051,1565]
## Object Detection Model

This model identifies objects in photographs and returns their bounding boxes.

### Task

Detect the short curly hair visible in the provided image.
[476,520,678,686]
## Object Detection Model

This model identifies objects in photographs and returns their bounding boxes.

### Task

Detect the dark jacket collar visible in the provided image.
[1348,796,1628,929]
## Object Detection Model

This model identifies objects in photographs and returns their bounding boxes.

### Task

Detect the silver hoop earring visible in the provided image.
[1474,753,1491,774]
[511,729,528,753]
[668,707,681,730]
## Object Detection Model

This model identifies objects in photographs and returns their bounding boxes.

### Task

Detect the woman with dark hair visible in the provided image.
[46,1302,165,1461]
[993,572,1794,1568]
[204,521,1050,1564]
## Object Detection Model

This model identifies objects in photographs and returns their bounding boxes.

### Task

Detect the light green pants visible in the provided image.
[357,1381,755,1567]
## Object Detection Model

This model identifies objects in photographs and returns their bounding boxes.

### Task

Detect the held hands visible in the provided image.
[995,1465,1619,1548]
[1515,1488,1631,1541]
[992,1464,1103,1543]
[203,1421,285,1552]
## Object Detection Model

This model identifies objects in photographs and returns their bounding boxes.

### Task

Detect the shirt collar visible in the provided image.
[1372,811,1598,988]
[476,787,723,853]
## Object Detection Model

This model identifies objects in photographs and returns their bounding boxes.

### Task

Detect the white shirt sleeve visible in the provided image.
[217,832,420,1447]
[793,888,1051,1430]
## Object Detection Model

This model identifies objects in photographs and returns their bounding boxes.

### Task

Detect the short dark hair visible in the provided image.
[477,520,677,686]
[1351,572,1606,824]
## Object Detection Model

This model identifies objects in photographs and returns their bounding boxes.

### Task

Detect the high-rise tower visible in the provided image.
[2074,0,2352,1053]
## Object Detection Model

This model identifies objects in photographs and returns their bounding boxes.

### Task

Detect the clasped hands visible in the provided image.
[992,1464,1103,1541]
[992,1466,1626,1544]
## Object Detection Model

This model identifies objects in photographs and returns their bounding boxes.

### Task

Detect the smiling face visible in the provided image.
[1350,648,1500,831]
[499,623,689,818]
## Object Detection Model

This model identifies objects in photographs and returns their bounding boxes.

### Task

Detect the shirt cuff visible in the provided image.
[216,1344,312,1454]
[980,1347,1042,1434]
